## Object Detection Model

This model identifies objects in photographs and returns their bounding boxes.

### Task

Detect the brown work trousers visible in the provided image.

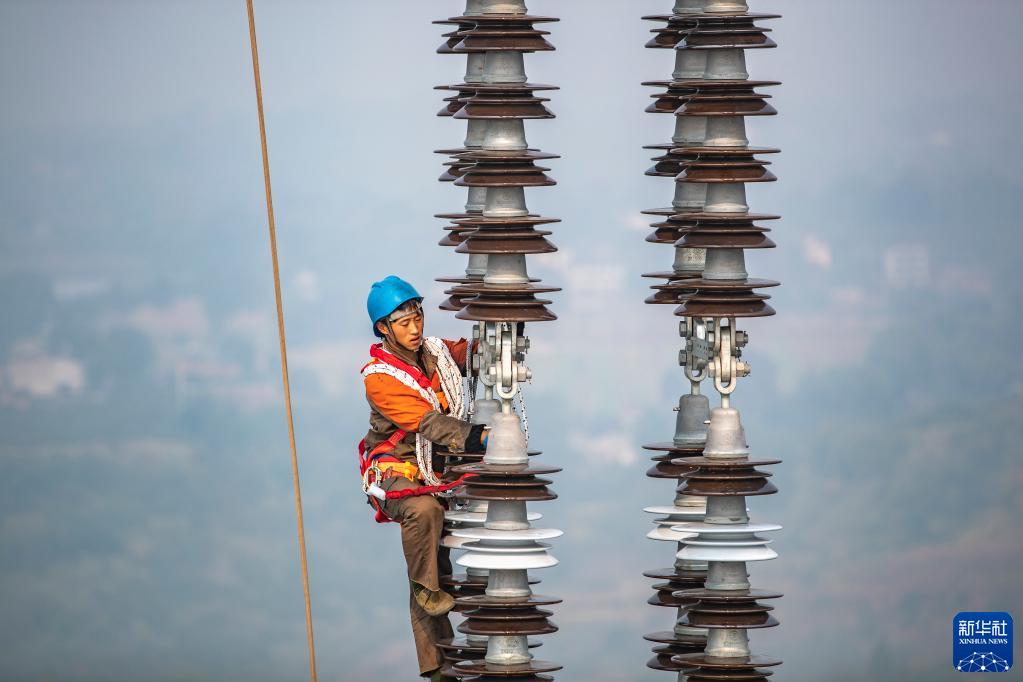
[382,476,454,676]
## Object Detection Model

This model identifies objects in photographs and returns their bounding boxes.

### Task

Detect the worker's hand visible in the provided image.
[464,424,488,453]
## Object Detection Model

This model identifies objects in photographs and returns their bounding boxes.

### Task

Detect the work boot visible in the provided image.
[412,581,455,617]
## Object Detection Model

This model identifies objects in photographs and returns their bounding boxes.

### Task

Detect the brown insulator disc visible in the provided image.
[676,587,784,601]
[438,226,469,247]
[453,462,560,501]
[644,78,779,88]
[438,286,476,311]
[676,17,777,50]
[441,649,483,664]
[642,206,682,218]
[665,209,782,223]
[645,84,701,112]
[646,29,694,50]
[666,78,781,91]
[453,660,563,678]
[452,19,557,53]
[646,446,704,477]
[672,653,783,675]
[639,14,705,50]
[455,92,556,119]
[456,282,561,297]
[678,599,779,629]
[659,277,778,314]
[438,87,478,116]
[647,227,686,244]
[643,441,705,455]
[455,594,562,608]
[441,573,540,590]
[641,269,701,281]
[648,642,706,671]
[641,12,781,21]
[451,214,559,228]
[457,608,559,637]
[456,291,557,323]
[437,636,542,656]
[674,292,775,318]
[644,272,701,305]
[455,149,561,162]
[645,212,702,243]
[434,210,484,220]
[643,566,708,582]
[676,93,777,117]
[646,149,692,176]
[668,144,781,156]
[457,225,558,255]
[678,230,775,250]
[436,82,560,94]
[647,459,702,478]
[440,160,472,182]
[676,459,780,497]
[649,577,706,607]
[447,449,542,462]
[647,283,698,305]
[644,630,710,646]
[676,157,776,183]
[685,671,774,682]
[455,161,556,188]
[442,13,560,25]
[673,456,781,467]
[434,19,477,54]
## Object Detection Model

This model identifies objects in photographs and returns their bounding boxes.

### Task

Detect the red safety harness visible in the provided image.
[358,343,477,524]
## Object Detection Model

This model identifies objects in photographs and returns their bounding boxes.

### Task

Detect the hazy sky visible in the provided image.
[1,1,1021,681]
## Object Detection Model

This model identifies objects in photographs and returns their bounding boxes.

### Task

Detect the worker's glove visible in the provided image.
[464,424,488,454]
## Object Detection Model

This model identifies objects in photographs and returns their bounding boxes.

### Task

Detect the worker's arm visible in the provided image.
[365,373,485,452]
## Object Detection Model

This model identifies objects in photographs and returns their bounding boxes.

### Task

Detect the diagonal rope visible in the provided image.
[244,2,318,680]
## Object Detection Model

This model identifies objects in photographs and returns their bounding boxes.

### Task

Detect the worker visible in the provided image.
[358,275,487,681]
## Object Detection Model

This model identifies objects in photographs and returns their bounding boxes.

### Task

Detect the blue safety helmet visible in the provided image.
[367,275,423,337]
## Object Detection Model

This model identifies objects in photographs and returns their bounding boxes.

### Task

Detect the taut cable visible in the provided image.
[244,2,318,680]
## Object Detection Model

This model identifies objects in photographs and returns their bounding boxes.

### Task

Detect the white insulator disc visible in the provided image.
[677,544,778,563]
[457,548,558,570]
[670,521,782,534]
[643,505,707,516]
[446,511,542,524]
[441,535,477,550]
[647,526,699,542]
[459,541,553,553]
[683,536,772,548]
[452,527,563,542]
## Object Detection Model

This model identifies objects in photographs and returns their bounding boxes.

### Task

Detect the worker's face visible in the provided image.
[379,310,424,351]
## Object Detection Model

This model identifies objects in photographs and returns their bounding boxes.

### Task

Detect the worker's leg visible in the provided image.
[382,478,454,675]
[383,477,446,591]
[410,581,455,676]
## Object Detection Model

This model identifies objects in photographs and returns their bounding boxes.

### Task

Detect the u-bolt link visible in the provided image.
[708,317,751,406]
[484,322,531,404]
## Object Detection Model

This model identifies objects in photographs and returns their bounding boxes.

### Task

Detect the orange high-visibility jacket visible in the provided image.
[362,338,471,461]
